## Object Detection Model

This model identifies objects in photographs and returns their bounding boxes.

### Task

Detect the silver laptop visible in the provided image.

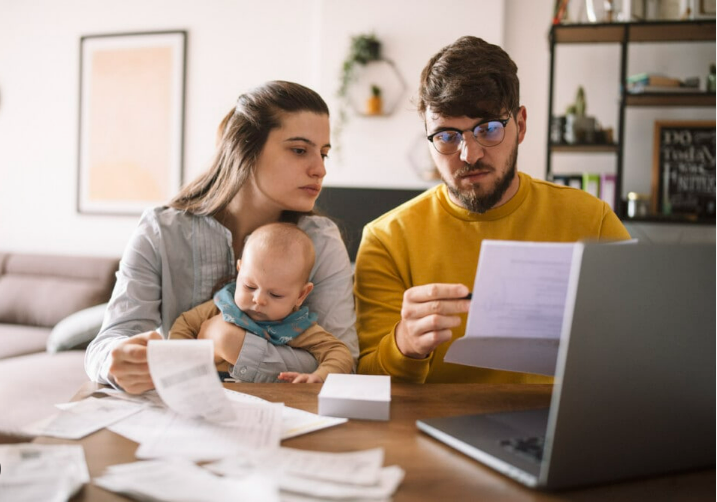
[417,243,716,490]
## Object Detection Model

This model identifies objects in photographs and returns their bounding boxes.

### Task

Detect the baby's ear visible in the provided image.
[236,259,242,272]
[296,282,314,306]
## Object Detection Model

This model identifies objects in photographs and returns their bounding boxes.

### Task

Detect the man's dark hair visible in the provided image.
[417,36,519,121]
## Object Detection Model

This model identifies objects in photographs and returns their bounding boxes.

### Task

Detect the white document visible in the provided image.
[147,339,236,423]
[279,465,405,500]
[207,447,384,486]
[281,405,348,439]
[21,397,145,440]
[94,459,279,502]
[134,402,283,461]
[223,387,348,439]
[0,444,89,502]
[445,240,576,376]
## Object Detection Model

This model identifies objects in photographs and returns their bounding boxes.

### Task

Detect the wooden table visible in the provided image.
[34,382,713,501]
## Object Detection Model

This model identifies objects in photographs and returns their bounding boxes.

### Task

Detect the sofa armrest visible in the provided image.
[46,303,108,353]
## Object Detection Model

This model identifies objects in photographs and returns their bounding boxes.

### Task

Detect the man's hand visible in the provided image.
[278,371,324,383]
[109,331,162,394]
[395,283,471,359]
[198,314,246,365]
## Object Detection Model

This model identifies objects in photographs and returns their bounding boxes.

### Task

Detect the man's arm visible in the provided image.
[354,227,469,383]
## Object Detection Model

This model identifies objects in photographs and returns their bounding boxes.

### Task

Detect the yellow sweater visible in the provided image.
[354,172,630,384]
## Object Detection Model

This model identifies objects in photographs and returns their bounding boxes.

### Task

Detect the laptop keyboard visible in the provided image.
[499,436,545,464]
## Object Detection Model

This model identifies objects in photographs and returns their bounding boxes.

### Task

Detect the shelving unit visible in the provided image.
[546,20,716,224]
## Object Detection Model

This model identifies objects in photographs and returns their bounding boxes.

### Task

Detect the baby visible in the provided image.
[169,222,353,383]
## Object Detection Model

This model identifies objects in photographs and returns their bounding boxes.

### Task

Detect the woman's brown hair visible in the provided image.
[169,81,330,219]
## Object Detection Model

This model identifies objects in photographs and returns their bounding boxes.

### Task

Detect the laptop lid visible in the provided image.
[418,243,715,490]
[541,242,715,489]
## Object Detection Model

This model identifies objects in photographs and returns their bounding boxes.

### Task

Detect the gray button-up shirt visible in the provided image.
[85,207,358,386]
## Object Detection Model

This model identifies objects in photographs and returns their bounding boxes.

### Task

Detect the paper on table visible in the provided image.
[278,465,404,500]
[223,387,348,439]
[206,447,384,486]
[94,459,279,502]
[134,402,283,461]
[21,397,145,440]
[445,240,576,376]
[147,339,235,423]
[0,444,89,502]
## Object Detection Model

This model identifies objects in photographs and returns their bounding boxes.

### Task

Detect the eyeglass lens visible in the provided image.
[431,120,506,154]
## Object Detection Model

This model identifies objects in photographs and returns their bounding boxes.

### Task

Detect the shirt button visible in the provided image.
[239,367,247,375]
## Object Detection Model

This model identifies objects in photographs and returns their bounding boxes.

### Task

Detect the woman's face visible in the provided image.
[251,111,330,213]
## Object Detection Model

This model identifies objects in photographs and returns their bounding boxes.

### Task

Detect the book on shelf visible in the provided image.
[627,84,701,94]
[600,173,616,210]
[552,174,583,190]
[626,73,682,87]
[582,173,600,198]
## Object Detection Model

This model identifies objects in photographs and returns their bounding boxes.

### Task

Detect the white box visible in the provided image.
[318,374,391,421]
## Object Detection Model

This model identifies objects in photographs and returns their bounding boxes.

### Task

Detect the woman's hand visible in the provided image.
[278,371,324,383]
[395,283,471,359]
[198,314,246,365]
[109,331,162,394]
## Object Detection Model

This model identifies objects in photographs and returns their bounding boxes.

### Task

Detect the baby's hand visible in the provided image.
[278,372,324,384]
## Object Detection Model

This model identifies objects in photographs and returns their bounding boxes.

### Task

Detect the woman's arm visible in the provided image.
[85,210,163,388]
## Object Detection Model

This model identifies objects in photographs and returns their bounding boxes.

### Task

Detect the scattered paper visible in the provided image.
[279,465,405,500]
[94,459,279,502]
[0,444,89,502]
[21,397,145,440]
[205,447,403,500]
[147,339,236,423]
[207,446,384,486]
[134,402,283,461]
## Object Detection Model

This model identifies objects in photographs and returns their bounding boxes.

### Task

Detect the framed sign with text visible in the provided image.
[651,120,716,219]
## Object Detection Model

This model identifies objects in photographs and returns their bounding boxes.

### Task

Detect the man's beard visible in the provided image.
[444,142,518,214]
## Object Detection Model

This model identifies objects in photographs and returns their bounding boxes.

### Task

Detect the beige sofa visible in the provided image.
[0,252,119,439]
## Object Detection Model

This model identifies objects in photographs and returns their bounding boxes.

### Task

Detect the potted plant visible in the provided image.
[334,33,383,152]
[366,84,383,115]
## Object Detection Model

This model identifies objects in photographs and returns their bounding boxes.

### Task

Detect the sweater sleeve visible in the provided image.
[354,225,431,383]
[168,300,217,340]
[287,325,353,381]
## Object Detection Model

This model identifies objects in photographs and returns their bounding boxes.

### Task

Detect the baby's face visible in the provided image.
[234,248,310,322]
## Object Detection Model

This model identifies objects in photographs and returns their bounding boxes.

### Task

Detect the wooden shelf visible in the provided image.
[552,20,716,44]
[550,143,619,153]
[620,214,716,225]
[625,93,716,107]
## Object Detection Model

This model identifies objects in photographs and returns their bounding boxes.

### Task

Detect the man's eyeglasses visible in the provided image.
[426,116,511,155]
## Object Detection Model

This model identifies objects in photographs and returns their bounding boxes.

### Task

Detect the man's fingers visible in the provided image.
[414,328,454,355]
[404,283,470,303]
[402,298,470,320]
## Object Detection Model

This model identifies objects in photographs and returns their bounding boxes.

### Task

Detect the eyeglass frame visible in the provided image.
[426,115,512,155]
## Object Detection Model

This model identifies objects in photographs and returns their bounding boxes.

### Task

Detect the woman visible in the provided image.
[85,81,358,394]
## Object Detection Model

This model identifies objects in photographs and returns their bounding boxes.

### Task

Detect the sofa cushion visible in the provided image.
[0,324,51,359]
[0,351,89,439]
[0,253,118,328]
[47,303,108,353]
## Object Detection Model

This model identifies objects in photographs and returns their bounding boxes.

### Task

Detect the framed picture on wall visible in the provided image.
[651,120,716,219]
[77,31,186,215]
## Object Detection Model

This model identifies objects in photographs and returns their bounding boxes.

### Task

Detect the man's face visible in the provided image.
[425,106,526,213]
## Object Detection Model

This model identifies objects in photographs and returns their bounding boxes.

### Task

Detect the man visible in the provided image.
[354,36,630,384]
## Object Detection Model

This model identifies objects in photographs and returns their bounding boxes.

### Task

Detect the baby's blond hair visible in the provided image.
[244,223,315,282]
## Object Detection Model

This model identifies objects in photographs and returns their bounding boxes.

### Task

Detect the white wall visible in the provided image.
[0,0,505,257]
[0,0,713,257]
